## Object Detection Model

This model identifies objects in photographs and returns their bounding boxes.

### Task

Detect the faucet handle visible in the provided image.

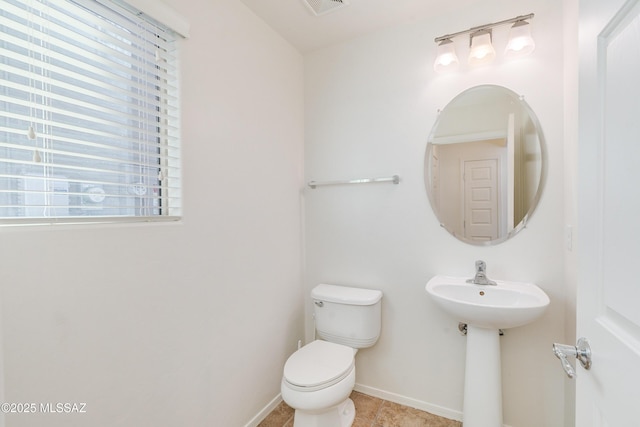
[467,260,497,285]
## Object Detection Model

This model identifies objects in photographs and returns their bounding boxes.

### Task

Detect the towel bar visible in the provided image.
[307,175,400,189]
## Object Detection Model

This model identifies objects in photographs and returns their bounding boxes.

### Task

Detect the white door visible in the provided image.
[463,159,499,241]
[577,0,640,425]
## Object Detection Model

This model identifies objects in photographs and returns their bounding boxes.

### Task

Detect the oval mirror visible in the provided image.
[425,85,546,245]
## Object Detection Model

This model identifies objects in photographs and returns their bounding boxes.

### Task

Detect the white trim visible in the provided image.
[354,384,515,427]
[354,383,462,422]
[0,216,182,229]
[432,130,507,145]
[122,0,190,38]
[244,394,284,427]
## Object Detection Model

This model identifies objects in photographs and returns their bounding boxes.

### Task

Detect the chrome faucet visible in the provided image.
[467,260,497,285]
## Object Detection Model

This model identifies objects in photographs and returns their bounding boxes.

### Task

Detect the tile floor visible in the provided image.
[257,391,461,427]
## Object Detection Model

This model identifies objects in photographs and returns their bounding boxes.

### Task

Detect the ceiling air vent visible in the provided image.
[302,0,350,16]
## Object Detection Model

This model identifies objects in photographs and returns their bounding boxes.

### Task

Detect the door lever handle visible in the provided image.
[552,337,592,378]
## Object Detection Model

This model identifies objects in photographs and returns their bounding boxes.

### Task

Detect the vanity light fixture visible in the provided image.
[468,30,496,66]
[433,39,459,73]
[505,19,536,57]
[433,13,534,73]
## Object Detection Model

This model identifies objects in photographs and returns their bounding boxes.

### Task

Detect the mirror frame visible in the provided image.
[424,85,547,246]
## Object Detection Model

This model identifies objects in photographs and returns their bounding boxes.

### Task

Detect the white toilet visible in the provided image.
[281,283,383,427]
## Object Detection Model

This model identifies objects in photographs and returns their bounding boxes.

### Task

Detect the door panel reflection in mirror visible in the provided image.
[425,85,545,245]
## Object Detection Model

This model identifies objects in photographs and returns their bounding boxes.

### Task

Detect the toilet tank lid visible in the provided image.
[312,284,382,305]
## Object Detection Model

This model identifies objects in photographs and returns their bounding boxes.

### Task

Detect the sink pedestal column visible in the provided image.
[463,325,502,427]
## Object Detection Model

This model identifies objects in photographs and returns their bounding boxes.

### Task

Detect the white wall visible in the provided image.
[304,0,567,426]
[0,0,304,426]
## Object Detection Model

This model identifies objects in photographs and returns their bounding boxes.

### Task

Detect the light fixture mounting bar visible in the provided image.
[434,13,534,43]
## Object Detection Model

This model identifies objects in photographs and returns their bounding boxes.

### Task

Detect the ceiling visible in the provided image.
[238,0,481,53]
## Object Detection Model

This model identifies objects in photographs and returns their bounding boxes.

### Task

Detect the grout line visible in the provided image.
[370,398,385,427]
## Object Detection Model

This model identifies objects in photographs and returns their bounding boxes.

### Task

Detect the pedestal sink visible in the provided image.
[425,275,550,427]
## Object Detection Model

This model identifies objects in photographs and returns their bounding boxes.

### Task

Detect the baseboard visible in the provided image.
[244,393,283,427]
[353,383,463,422]
[354,384,516,427]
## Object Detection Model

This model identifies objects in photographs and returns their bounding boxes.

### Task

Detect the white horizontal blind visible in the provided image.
[0,0,181,223]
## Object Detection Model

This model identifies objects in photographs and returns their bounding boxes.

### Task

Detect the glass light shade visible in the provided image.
[505,21,535,57]
[433,39,459,73]
[468,31,496,66]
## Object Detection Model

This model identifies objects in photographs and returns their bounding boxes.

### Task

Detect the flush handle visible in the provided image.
[552,337,591,379]
[314,300,324,307]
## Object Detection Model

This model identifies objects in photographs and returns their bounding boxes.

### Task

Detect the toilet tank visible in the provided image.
[311,284,383,349]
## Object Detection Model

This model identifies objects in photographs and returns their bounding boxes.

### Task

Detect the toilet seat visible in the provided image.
[283,340,354,392]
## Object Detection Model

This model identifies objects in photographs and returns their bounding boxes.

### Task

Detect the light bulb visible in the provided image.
[505,21,535,57]
[433,39,459,73]
[468,31,496,66]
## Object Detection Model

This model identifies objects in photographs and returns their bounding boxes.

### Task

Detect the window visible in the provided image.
[0,0,181,223]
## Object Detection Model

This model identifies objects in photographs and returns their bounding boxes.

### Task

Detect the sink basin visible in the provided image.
[425,275,550,329]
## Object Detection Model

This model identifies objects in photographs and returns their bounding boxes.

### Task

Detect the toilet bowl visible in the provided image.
[280,284,383,427]
[281,340,356,427]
